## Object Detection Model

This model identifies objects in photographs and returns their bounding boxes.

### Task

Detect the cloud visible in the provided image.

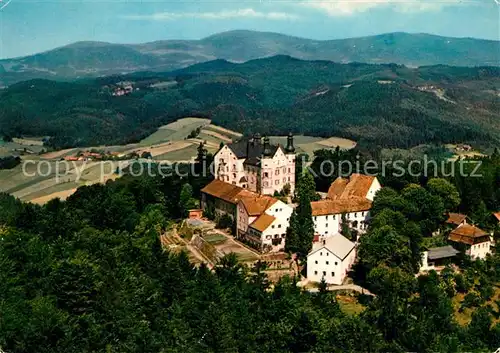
[300,0,468,16]
[123,8,299,21]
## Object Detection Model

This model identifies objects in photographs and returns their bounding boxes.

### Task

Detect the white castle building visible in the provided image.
[213,133,296,196]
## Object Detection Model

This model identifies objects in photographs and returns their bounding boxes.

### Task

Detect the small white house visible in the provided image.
[307,233,356,285]
[234,196,293,253]
[448,224,491,260]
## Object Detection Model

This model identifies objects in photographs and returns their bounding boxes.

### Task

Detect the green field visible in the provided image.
[0,118,356,205]
[139,118,211,146]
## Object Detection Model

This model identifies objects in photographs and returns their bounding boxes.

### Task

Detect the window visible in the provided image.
[333,215,336,220]
[335,262,338,265]
[326,223,328,227]
[362,212,365,217]
[320,252,322,256]
[272,225,275,229]
[326,216,328,220]
[326,261,329,265]
[322,271,326,276]
[314,271,318,275]
[288,168,291,173]
[275,170,280,175]
[315,261,318,264]
[331,272,335,277]
[264,172,269,178]
[266,235,271,240]
[288,177,290,182]
[326,252,329,256]
[278,224,281,228]
[314,217,317,221]
[282,234,286,238]
[275,180,279,185]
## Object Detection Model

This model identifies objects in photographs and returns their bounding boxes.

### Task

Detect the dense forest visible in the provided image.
[0,155,499,352]
[1,57,498,150]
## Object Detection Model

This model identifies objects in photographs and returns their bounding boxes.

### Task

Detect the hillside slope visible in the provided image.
[0,31,498,86]
[0,57,498,150]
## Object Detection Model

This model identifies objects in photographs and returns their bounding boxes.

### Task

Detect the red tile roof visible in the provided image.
[311,197,372,216]
[240,195,278,216]
[327,173,376,200]
[493,212,500,222]
[446,213,467,225]
[201,179,253,205]
[249,214,276,232]
[448,224,490,245]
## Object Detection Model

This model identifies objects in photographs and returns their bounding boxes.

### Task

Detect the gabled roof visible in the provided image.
[201,179,253,204]
[327,173,376,200]
[249,214,276,232]
[240,195,278,216]
[311,198,372,216]
[226,139,280,160]
[493,212,500,222]
[427,246,460,260]
[448,224,490,245]
[308,233,355,261]
[446,213,467,225]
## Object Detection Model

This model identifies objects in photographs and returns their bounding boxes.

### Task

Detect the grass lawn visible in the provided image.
[236,252,260,262]
[452,286,500,326]
[337,295,365,316]
[139,128,176,146]
[155,144,199,161]
[204,234,228,245]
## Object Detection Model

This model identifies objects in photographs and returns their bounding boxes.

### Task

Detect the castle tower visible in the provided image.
[285,132,295,154]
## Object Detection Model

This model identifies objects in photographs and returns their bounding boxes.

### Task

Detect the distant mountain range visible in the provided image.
[0,30,498,86]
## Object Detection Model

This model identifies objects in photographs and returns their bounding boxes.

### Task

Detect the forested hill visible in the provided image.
[0,30,498,86]
[1,57,499,150]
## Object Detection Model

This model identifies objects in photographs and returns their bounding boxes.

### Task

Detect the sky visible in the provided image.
[0,0,499,59]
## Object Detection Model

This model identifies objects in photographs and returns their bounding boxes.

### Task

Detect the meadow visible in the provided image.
[0,117,356,204]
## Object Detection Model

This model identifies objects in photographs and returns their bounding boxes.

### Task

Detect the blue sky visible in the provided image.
[0,0,499,59]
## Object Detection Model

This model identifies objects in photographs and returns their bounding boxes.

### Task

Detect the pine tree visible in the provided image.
[285,171,315,258]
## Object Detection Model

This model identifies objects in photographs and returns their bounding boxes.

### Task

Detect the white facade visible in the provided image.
[313,210,370,238]
[214,145,245,186]
[307,234,356,285]
[365,178,382,201]
[246,200,294,253]
[213,137,296,196]
[259,148,295,196]
[467,241,491,259]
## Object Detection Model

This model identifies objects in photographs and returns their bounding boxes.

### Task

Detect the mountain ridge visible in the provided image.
[1,57,498,150]
[0,30,498,86]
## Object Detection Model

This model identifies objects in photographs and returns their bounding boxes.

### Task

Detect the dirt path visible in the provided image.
[306,283,375,296]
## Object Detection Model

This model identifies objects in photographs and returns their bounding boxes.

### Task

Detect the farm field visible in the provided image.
[270,135,356,156]
[1,117,356,205]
